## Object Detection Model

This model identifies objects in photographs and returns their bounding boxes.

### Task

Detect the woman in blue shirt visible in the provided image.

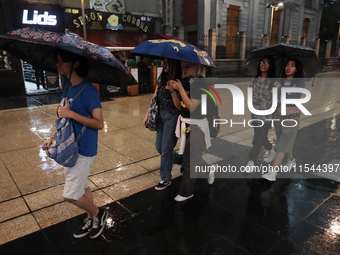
[41,50,107,239]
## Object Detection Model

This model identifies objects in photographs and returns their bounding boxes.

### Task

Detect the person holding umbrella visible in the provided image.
[41,49,108,239]
[143,57,182,190]
[169,61,214,202]
[262,58,305,181]
[245,55,279,172]
[132,39,217,201]
[0,27,137,238]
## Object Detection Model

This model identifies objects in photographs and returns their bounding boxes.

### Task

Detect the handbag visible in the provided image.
[146,93,159,131]
[47,84,90,167]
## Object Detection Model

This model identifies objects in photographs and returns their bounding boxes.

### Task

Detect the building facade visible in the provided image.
[171,0,324,59]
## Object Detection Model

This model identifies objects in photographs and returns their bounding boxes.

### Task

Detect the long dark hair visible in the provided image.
[54,49,89,78]
[256,55,276,78]
[282,58,303,79]
[159,58,182,87]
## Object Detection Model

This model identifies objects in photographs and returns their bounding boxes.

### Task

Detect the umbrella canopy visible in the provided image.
[131,39,216,67]
[245,43,323,79]
[0,27,137,86]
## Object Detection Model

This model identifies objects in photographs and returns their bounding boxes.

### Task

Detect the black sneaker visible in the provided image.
[155,181,172,191]
[73,218,93,238]
[89,208,109,239]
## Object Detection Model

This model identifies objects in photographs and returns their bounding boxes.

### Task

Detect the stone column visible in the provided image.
[198,0,211,49]
[177,26,184,40]
[315,38,320,56]
[282,3,294,40]
[301,37,306,46]
[297,4,305,45]
[164,0,173,35]
[208,28,216,60]
[163,25,172,36]
[283,35,290,44]
[262,34,270,47]
[239,31,246,60]
[325,40,332,58]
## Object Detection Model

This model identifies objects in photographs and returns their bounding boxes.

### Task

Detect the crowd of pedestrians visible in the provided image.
[41,50,305,239]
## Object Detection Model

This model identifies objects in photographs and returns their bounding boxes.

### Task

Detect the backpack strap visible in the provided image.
[75,112,92,142]
[65,83,92,142]
[67,83,90,108]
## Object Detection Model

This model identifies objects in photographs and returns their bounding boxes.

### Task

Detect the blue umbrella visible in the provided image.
[0,27,137,86]
[131,39,216,67]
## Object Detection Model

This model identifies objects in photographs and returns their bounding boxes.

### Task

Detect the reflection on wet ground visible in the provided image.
[2,175,340,254]
[1,73,340,254]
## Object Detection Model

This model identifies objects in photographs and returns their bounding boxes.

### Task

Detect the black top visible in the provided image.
[180,76,208,119]
[137,61,148,75]
[157,76,179,113]
[279,79,305,107]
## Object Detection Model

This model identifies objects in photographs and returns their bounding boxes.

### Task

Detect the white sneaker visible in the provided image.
[208,164,216,185]
[261,171,277,181]
[284,158,296,171]
[174,194,194,202]
[263,149,276,163]
[244,160,254,173]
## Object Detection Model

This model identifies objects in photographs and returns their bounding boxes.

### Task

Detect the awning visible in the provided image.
[154,33,182,41]
[68,29,176,49]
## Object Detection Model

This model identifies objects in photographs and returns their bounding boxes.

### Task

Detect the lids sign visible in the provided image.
[22,9,57,26]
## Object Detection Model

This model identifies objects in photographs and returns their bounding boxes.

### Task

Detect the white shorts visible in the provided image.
[63,154,95,200]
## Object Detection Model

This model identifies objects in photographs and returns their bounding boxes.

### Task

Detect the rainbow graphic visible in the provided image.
[197,82,222,106]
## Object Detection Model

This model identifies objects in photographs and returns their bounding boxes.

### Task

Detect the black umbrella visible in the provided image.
[0,27,137,86]
[244,43,323,79]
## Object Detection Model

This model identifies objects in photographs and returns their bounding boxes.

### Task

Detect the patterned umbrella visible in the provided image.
[245,43,323,79]
[131,39,216,67]
[0,27,136,86]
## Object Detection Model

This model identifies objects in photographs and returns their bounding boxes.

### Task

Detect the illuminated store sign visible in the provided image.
[22,10,57,26]
[66,9,157,33]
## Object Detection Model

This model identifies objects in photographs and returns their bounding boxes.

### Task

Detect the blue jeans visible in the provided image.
[155,110,179,182]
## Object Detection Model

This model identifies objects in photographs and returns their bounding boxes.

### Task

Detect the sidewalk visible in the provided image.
[1,73,340,254]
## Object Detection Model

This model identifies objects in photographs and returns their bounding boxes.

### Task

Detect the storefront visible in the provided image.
[64,9,163,47]
[64,8,165,95]
[0,1,64,96]
[0,2,166,97]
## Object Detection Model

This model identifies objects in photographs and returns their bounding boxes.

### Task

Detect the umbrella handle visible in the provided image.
[311,76,315,87]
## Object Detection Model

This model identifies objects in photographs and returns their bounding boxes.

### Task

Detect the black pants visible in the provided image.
[35,70,45,89]
[249,120,272,161]
[179,125,208,197]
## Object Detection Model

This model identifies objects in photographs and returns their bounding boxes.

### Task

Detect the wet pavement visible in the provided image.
[1,72,340,254]
[0,91,62,110]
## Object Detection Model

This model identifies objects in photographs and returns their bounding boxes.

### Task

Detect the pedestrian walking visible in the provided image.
[262,58,305,181]
[41,49,108,239]
[169,61,214,202]
[245,56,279,172]
[143,57,182,190]
[34,66,46,89]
